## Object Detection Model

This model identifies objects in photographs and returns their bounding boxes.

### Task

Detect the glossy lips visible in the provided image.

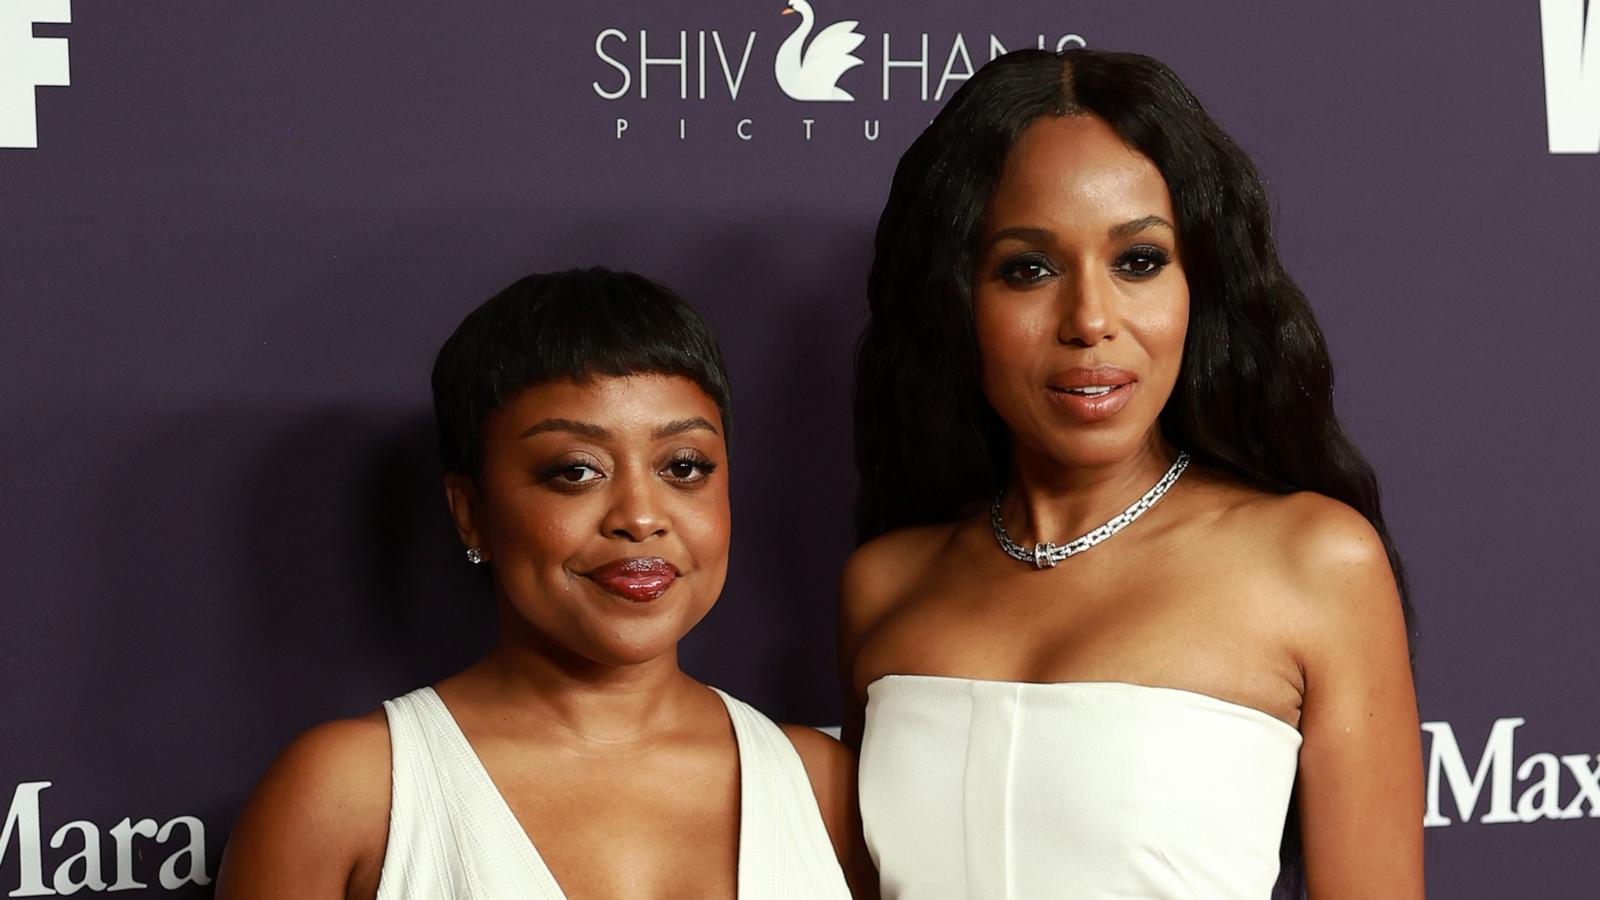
[585,557,679,602]
[1046,365,1137,423]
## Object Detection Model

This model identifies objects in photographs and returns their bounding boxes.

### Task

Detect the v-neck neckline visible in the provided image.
[419,685,748,900]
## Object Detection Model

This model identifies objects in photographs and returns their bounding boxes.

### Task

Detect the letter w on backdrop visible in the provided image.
[1543,0,1600,153]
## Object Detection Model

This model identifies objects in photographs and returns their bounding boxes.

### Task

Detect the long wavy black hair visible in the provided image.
[853,48,1414,897]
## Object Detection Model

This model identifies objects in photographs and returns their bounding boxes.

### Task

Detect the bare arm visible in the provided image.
[215,715,391,900]
[1289,504,1425,898]
[837,533,917,753]
[837,549,873,752]
[781,724,880,900]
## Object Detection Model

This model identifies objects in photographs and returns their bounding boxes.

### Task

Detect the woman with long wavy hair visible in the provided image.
[840,49,1423,898]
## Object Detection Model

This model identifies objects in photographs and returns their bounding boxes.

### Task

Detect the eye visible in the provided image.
[558,465,603,484]
[1113,245,1172,279]
[997,253,1057,287]
[539,460,606,490]
[661,451,718,484]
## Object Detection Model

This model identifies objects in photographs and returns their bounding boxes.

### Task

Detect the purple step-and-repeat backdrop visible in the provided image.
[3,1,1597,896]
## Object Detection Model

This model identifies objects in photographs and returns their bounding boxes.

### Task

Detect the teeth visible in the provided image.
[1066,386,1114,396]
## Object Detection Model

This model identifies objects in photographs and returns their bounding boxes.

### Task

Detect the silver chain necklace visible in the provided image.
[991,451,1191,569]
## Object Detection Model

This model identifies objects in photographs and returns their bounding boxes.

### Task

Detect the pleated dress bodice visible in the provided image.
[860,674,1301,900]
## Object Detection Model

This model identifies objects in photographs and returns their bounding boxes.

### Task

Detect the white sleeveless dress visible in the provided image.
[374,686,850,899]
[860,675,1301,899]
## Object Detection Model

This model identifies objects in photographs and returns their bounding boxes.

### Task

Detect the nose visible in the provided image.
[1056,269,1117,347]
[600,470,669,542]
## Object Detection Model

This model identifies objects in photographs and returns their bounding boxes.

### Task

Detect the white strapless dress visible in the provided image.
[860,675,1301,899]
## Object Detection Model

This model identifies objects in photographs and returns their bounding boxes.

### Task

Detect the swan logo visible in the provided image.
[0,0,70,149]
[774,1,864,102]
[1541,0,1600,153]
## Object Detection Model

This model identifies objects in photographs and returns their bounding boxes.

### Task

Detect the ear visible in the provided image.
[443,473,488,561]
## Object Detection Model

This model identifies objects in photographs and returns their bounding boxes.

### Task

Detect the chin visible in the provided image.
[586,646,672,668]
[576,603,710,668]
[582,628,688,668]
[1028,424,1159,470]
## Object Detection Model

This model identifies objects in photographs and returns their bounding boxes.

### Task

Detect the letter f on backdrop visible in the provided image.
[0,0,70,149]
[1543,0,1600,153]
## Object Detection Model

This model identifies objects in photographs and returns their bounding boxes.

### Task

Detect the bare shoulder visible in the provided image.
[258,711,391,811]
[839,521,962,641]
[1217,488,1404,658]
[216,710,392,899]
[777,724,860,866]
[1195,475,1389,579]
[1238,490,1394,594]
[779,722,856,795]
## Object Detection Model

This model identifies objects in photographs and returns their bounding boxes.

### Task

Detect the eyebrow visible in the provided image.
[652,417,719,439]
[520,418,610,440]
[518,416,719,441]
[984,216,1175,248]
[1109,215,1175,239]
[984,226,1055,248]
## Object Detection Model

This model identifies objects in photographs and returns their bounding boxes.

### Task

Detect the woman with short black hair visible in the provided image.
[220,268,868,899]
[842,49,1423,898]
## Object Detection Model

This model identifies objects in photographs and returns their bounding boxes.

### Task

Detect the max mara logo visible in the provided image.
[1422,718,1600,826]
[1541,0,1600,153]
[0,782,210,896]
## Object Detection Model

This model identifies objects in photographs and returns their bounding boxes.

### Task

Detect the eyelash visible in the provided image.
[537,451,718,491]
[539,459,605,490]
[1115,245,1172,278]
[660,449,718,485]
[996,245,1173,285]
[996,252,1055,286]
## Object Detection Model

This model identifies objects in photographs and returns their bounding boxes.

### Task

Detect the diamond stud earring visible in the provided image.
[465,547,485,565]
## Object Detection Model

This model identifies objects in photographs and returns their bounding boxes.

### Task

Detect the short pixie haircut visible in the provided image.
[431,267,732,480]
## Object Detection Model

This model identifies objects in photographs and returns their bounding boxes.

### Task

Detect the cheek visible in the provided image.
[974,291,1054,385]
[488,488,591,568]
[1128,285,1189,374]
[1159,292,1191,370]
[677,488,732,568]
